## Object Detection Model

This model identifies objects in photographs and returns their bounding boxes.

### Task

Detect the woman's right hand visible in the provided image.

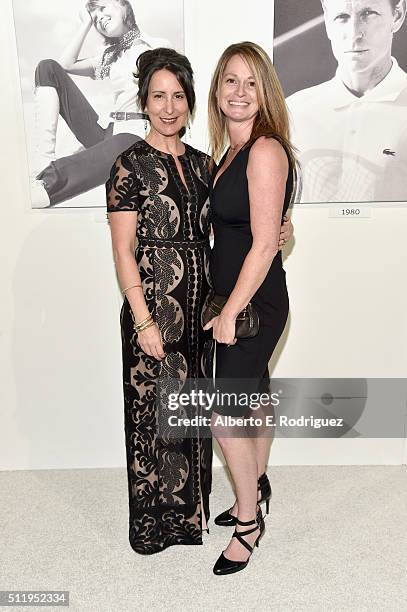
[79,6,93,27]
[279,214,293,249]
[136,323,166,361]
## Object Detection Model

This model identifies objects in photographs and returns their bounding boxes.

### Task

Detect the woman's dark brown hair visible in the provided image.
[134,48,196,136]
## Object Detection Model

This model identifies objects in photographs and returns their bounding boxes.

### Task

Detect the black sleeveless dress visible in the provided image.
[209,140,294,416]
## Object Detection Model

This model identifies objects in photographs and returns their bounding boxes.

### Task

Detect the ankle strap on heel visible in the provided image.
[235,517,257,527]
[232,520,259,553]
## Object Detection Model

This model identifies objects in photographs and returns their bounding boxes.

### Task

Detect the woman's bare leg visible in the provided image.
[253,400,275,477]
[225,403,274,517]
[213,422,260,560]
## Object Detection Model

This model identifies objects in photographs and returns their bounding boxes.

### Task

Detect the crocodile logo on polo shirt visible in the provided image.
[382,149,396,156]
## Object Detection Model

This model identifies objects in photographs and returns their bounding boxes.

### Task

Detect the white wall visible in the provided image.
[1,0,406,471]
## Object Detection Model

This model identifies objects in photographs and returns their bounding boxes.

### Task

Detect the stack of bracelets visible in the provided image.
[121,283,156,333]
[133,314,155,333]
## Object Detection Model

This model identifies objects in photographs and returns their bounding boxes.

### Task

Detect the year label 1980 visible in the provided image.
[329,207,371,218]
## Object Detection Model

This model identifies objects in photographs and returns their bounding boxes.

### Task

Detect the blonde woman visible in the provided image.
[204,42,298,575]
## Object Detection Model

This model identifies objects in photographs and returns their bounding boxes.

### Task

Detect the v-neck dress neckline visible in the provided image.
[143,140,191,195]
[212,147,244,191]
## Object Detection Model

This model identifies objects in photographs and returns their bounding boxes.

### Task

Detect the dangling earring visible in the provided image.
[144,118,148,137]
[188,121,191,140]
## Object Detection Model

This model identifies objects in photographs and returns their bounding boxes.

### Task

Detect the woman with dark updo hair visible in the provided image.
[106,47,214,555]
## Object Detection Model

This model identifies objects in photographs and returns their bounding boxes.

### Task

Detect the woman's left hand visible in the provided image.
[279,214,293,249]
[203,314,237,345]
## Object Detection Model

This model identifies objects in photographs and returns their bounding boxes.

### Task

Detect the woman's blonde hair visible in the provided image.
[208,41,296,166]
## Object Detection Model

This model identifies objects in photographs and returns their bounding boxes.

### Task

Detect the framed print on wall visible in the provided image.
[274,0,407,205]
[12,0,184,209]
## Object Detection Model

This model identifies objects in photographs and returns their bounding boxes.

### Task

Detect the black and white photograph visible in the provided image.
[3,0,407,607]
[274,0,407,204]
[12,0,184,209]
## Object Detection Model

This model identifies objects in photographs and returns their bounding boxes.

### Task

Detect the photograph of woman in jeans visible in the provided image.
[28,0,173,208]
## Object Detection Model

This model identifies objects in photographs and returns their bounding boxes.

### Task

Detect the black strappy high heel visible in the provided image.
[214,472,272,527]
[258,472,272,514]
[213,509,265,576]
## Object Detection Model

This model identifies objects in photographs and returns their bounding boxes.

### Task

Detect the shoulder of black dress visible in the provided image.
[122,138,149,157]
[248,136,290,164]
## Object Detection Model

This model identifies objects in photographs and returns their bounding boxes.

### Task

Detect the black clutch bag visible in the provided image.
[202,292,260,339]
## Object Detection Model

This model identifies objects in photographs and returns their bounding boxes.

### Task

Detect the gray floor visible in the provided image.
[1,466,406,612]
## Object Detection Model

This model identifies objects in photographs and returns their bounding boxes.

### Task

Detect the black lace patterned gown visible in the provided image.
[106,139,213,555]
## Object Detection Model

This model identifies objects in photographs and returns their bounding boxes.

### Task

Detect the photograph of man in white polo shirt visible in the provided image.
[285,0,407,203]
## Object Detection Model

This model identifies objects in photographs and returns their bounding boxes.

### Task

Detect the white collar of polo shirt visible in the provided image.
[328,57,407,109]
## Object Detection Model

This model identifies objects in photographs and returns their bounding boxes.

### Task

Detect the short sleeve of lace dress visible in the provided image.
[106,152,140,213]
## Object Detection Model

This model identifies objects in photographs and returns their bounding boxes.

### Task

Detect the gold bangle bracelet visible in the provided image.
[135,317,153,330]
[134,314,153,332]
[134,314,153,327]
[135,322,155,334]
[134,319,155,333]
[122,283,142,294]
